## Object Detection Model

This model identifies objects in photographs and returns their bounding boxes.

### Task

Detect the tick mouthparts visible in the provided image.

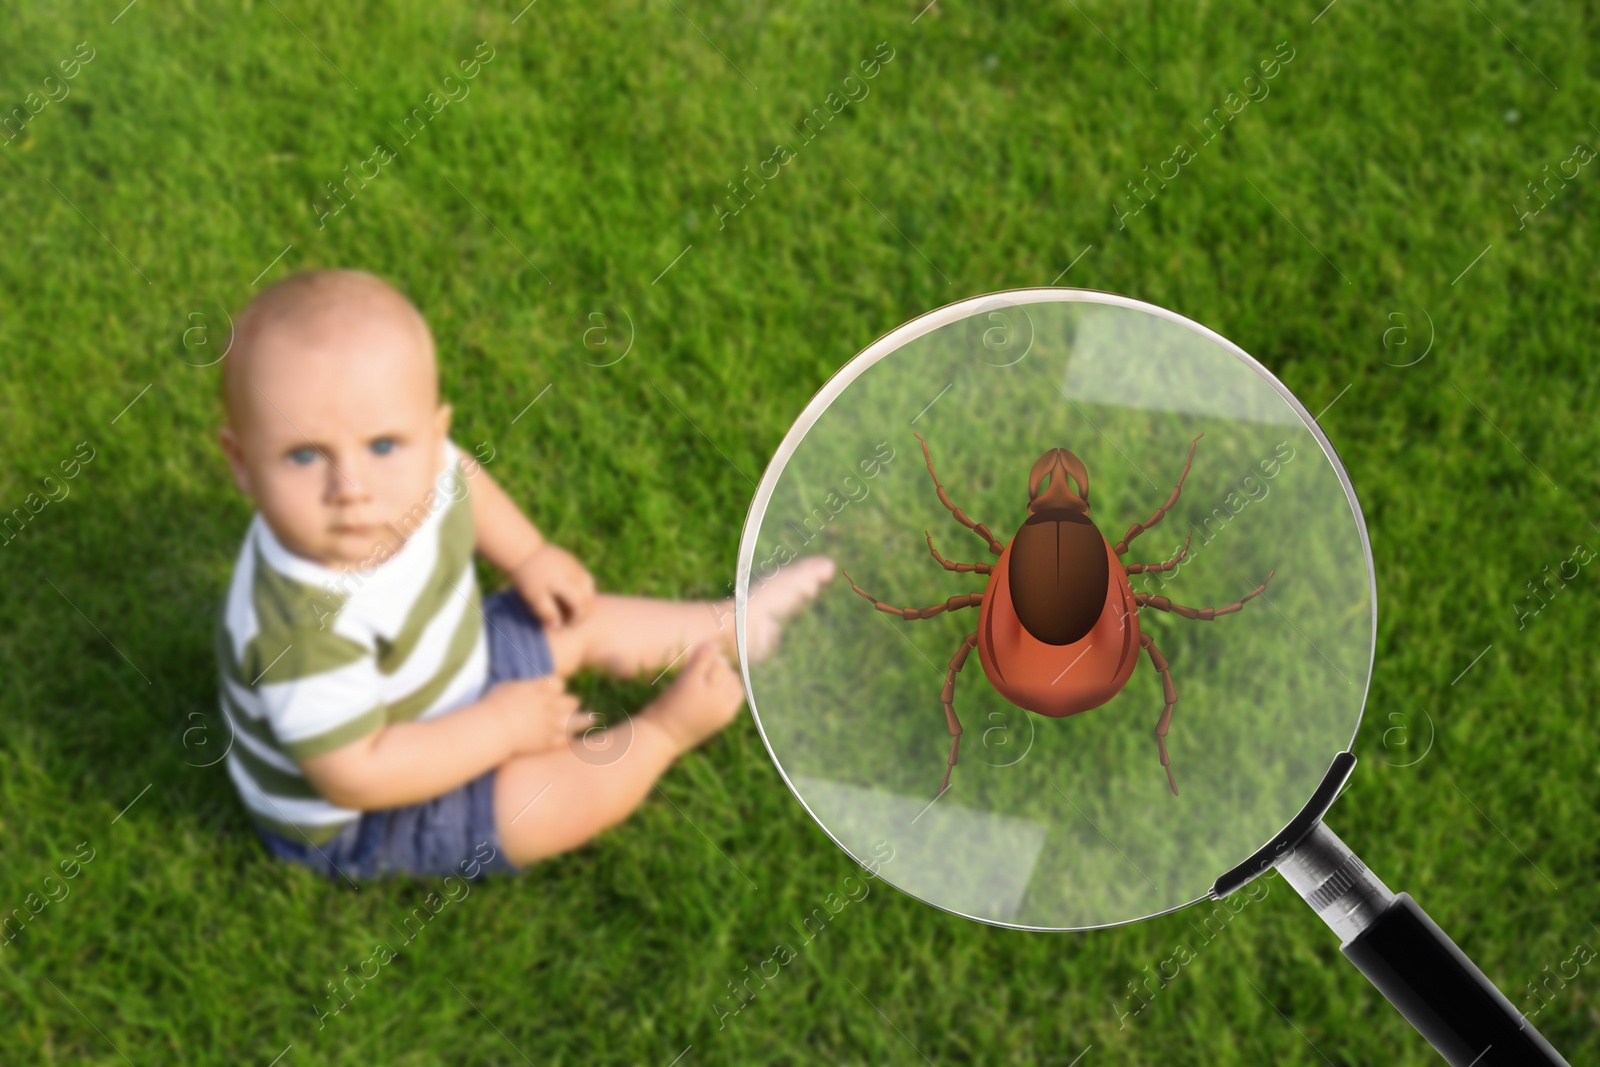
[1027,448,1091,515]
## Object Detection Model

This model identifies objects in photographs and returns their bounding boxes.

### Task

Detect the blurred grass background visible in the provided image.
[0,0,1596,1063]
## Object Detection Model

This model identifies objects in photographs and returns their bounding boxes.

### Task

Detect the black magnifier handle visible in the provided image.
[1277,822,1569,1066]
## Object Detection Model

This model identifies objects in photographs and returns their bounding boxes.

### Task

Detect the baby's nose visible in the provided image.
[326,462,371,501]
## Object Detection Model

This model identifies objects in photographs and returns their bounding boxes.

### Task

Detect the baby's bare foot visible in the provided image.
[644,643,746,753]
[741,555,835,663]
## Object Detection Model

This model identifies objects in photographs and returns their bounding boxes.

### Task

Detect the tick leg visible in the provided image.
[939,632,980,795]
[842,570,984,621]
[915,432,1005,556]
[1139,631,1180,796]
[1125,531,1194,575]
[925,531,993,575]
[1134,569,1275,620]
[1114,433,1203,556]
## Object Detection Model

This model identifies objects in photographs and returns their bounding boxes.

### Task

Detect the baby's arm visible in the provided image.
[299,677,584,810]
[470,459,546,572]
[469,462,596,628]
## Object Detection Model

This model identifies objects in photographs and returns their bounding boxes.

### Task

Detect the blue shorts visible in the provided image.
[255,588,555,881]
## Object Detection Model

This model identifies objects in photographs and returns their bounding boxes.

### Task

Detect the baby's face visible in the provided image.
[219,310,452,570]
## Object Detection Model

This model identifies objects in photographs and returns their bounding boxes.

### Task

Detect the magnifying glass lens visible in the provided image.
[738,292,1373,931]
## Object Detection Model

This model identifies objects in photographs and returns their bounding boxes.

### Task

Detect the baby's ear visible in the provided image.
[435,402,453,438]
[218,426,253,496]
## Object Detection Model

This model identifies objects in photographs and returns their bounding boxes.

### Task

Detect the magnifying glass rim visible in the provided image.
[735,286,1377,933]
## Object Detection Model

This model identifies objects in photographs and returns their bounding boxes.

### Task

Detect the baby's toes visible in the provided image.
[690,641,724,675]
[796,555,836,592]
[709,648,741,688]
[673,642,725,692]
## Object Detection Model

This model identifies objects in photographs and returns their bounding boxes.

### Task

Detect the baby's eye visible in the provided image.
[288,447,319,466]
[370,437,397,456]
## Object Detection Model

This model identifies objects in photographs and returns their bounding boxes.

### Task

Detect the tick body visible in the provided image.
[842,434,1275,797]
[977,534,1139,718]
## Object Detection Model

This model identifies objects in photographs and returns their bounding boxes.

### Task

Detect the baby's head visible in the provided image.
[219,269,452,570]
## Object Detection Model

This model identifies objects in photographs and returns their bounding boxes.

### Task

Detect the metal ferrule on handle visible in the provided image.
[1277,822,1570,1067]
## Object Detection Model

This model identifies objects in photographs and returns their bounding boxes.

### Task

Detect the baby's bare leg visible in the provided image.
[494,643,745,865]
[542,593,735,680]
[544,556,834,680]
[492,718,681,865]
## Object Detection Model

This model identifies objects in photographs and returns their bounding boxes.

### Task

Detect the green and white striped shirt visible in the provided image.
[215,440,487,844]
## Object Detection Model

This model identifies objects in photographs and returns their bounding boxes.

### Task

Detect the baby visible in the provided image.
[214,269,832,880]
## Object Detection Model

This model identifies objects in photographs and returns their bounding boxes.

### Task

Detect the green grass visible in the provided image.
[1,0,1597,1063]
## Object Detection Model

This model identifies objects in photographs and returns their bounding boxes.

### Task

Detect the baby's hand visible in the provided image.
[488,676,596,756]
[511,543,597,630]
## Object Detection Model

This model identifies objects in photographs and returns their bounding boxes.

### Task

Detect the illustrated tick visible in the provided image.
[842,433,1275,797]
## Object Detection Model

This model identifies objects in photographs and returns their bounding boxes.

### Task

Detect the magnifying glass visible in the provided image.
[734,289,1569,1066]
